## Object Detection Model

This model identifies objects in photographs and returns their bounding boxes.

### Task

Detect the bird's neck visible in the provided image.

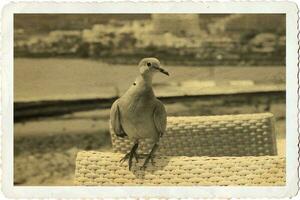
[136,74,153,87]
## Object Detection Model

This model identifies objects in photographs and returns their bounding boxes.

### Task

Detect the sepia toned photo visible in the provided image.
[14,13,286,186]
[1,1,299,199]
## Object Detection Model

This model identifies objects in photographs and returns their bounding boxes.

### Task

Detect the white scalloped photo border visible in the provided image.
[1,1,299,198]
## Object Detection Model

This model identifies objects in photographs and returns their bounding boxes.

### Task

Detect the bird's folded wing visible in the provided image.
[153,100,167,137]
[110,99,127,138]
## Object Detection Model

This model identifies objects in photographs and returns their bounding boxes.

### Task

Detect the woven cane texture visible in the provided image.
[110,113,277,156]
[75,151,285,186]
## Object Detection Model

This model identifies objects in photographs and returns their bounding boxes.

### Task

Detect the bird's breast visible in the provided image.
[118,89,158,140]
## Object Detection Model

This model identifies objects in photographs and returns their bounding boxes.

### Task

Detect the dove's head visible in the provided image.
[138,57,169,77]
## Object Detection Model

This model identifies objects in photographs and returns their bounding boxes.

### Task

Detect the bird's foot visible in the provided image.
[120,143,139,170]
[119,151,139,170]
[140,143,158,170]
[140,153,155,170]
[138,154,155,164]
[119,151,139,163]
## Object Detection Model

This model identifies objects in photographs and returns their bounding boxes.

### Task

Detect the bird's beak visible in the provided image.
[155,66,169,76]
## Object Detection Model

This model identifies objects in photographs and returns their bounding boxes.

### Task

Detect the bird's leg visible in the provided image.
[135,154,155,164]
[120,141,139,170]
[141,143,159,169]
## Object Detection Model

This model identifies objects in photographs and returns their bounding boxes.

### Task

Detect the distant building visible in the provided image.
[151,14,202,37]
[209,14,285,35]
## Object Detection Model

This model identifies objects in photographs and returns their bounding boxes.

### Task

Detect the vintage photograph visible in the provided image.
[14,13,286,186]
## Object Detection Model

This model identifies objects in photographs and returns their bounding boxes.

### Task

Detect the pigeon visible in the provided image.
[110,57,169,170]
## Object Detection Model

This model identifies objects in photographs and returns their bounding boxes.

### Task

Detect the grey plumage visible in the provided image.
[110,57,168,170]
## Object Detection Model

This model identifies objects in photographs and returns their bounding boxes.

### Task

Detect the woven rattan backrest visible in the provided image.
[110,113,277,156]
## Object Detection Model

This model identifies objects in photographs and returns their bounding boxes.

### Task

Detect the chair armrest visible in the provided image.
[75,151,285,186]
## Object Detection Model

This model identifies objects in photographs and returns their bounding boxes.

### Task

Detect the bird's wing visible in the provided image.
[110,99,127,138]
[153,100,167,137]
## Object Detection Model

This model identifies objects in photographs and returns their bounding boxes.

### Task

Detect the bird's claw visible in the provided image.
[119,151,139,170]
[133,152,139,163]
[119,153,130,163]
[141,154,155,170]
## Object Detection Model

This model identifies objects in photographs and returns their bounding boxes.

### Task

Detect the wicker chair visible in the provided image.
[75,113,284,186]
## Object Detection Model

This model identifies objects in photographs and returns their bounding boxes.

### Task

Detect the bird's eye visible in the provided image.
[147,62,151,67]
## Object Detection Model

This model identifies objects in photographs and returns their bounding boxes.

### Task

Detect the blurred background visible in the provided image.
[14,14,285,185]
